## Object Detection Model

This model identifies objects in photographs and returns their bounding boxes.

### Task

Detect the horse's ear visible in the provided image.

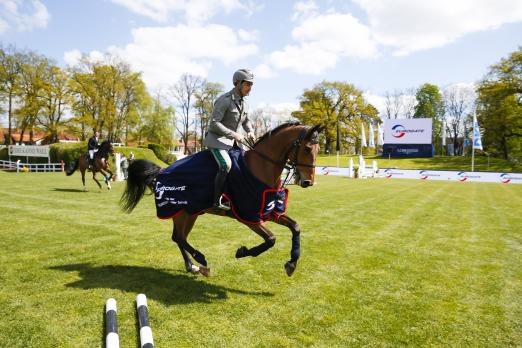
[306,124,324,144]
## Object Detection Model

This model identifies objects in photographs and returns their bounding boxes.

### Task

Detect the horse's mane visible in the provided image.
[253,122,302,147]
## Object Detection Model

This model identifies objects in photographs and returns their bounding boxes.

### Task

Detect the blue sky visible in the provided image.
[1,0,522,121]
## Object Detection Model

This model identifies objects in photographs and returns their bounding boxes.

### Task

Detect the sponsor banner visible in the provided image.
[379,168,522,184]
[382,144,434,158]
[316,166,351,176]
[8,145,50,157]
[384,118,432,144]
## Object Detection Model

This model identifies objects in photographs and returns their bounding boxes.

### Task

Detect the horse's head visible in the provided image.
[293,124,324,188]
[99,141,114,156]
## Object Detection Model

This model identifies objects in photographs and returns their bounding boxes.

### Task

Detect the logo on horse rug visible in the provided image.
[154,147,288,224]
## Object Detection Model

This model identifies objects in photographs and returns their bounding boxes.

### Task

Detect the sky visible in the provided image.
[1,0,522,124]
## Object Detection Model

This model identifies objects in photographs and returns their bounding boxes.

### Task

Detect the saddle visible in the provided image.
[154,147,288,224]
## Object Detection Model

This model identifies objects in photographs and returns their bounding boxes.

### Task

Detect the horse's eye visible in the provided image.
[304,146,313,153]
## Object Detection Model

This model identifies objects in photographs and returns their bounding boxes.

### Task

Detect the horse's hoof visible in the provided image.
[235,246,248,258]
[198,265,210,277]
[284,261,296,277]
[190,264,200,274]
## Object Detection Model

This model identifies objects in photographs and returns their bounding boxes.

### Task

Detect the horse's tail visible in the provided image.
[66,159,79,176]
[120,159,161,213]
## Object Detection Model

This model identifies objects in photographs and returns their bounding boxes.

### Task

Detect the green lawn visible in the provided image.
[0,171,521,347]
[317,154,522,172]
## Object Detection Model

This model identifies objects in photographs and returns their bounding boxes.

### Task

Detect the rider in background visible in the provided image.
[203,69,256,210]
[87,131,99,169]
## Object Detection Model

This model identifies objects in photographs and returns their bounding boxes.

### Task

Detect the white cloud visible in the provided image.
[254,102,300,122]
[354,0,522,56]
[292,0,318,21]
[267,12,377,75]
[110,0,257,24]
[105,24,258,88]
[0,0,49,33]
[63,49,106,67]
[253,63,276,79]
[63,49,82,66]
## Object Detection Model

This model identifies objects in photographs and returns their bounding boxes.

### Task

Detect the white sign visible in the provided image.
[379,168,522,184]
[8,145,50,158]
[384,118,432,144]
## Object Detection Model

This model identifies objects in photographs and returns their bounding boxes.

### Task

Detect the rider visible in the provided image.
[87,131,100,169]
[203,69,256,210]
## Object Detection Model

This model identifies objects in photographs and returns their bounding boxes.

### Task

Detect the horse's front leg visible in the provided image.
[235,222,276,258]
[98,167,112,190]
[273,214,300,277]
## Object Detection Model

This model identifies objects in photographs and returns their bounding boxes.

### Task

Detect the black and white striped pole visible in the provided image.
[105,298,119,348]
[136,294,154,348]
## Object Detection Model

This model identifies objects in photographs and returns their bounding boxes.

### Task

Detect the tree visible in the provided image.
[194,81,223,148]
[38,64,71,143]
[442,84,476,155]
[15,52,49,144]
[292,81,379,154]
[140,92,175,145]
[0,45,23,145]
[170,74,202,154]
[414,83,445,149]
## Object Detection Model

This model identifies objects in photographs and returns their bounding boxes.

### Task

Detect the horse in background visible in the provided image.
[120,123,324,277]
[66,140,114,191]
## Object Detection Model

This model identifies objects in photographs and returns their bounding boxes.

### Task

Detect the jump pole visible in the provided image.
[136,294,154,348]
[105,298,120,348]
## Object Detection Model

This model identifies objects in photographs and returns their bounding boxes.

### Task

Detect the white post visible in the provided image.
[16,159,20,173]
[348,158,354,178]
[372,160,378,177]
[115,153,123,181]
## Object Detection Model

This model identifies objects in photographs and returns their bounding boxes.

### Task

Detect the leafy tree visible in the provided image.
[414,83,445,149]
[292,81,379,154]
[140,93,175,146]
[0,45,23,144]
[477,48,522,160]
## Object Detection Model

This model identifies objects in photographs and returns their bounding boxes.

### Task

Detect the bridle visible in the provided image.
[246,127,317,187]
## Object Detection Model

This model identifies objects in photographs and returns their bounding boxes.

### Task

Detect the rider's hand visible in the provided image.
[247,132,256,141]
[233,132,244,143]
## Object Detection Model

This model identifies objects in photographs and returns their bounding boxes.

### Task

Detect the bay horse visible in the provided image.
[120,123,324,277]
[66,140,115,191]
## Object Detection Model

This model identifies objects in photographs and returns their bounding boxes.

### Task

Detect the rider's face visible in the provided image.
[239,81,253,97]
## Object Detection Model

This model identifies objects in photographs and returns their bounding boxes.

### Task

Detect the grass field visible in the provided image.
[316,154,522,173]
[0,170,521,347]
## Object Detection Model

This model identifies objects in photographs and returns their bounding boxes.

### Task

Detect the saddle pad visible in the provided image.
[154,148,288,224]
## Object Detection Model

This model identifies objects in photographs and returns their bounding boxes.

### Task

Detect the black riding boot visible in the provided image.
[213,168,230,210]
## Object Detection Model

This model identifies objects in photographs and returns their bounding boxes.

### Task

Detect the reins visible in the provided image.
[243,126,316,187]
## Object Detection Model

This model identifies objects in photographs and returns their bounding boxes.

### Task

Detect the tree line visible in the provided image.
[1,44,520,161]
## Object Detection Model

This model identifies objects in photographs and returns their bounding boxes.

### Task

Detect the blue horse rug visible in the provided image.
[154,147,288,224]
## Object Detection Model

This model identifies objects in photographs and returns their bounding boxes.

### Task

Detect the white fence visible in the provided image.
[0,159,64,173]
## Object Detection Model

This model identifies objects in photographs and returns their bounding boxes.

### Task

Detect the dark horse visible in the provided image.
[66,140,115,191]
[120,123,324,277]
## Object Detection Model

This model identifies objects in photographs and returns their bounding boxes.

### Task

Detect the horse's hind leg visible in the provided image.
[172,219,195,273]
[172,213,210,276]
[80,168,87,191]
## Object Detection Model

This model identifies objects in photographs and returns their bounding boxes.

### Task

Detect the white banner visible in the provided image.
[379,168,522,184]
[384,118,432,144]
[9,145,50,158]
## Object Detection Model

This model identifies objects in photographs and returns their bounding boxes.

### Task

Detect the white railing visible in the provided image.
[0,159,64,173]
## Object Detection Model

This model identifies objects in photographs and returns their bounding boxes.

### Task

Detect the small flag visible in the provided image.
[473,114,483,150]
[336,123,341,152]
[361,123,367,147]
[368,123,375,148]
[442,121,446,146]
[377,124,384,146]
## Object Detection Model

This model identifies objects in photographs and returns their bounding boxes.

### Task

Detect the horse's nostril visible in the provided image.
[301,180,312,188]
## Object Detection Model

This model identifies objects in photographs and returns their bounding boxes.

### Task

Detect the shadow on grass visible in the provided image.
[52,188,86,193]
[50,263,273,305]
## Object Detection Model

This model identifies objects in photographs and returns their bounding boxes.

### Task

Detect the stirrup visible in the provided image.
[214,196,231,211]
